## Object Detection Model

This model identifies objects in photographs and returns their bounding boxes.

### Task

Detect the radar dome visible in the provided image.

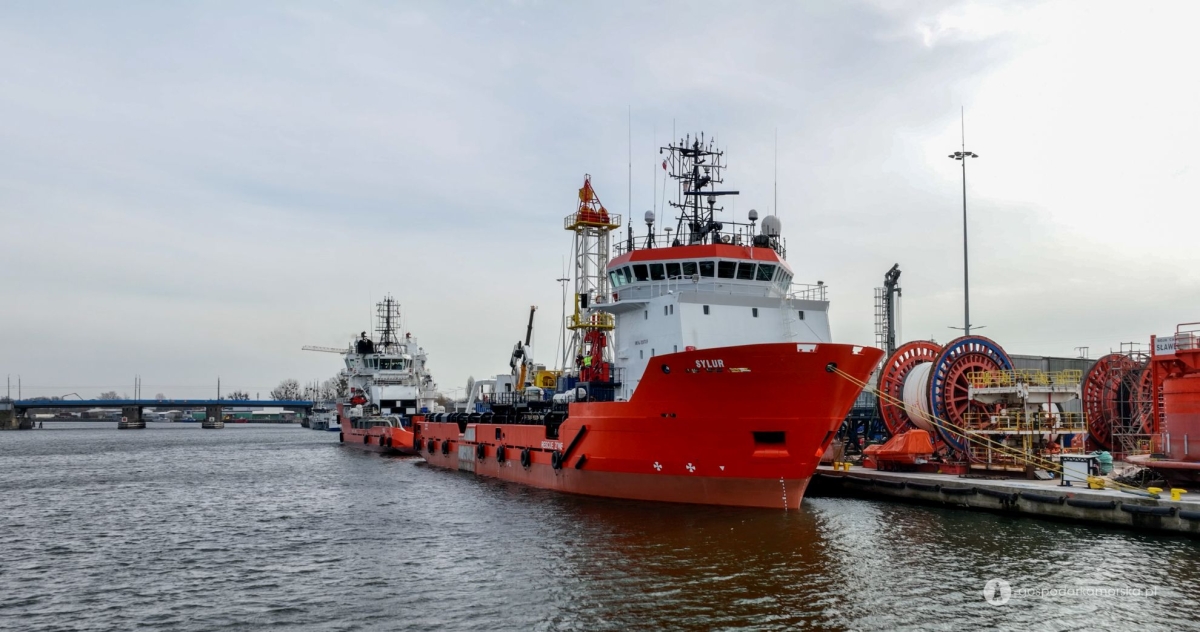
[644,210,655,224]
[748,209,759,222]
[761,215,782,237]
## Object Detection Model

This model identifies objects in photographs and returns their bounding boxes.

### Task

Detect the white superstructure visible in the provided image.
[600,248,832,400]
[586,134,834,401]
[342,330,438,416]
[303,295,441,422]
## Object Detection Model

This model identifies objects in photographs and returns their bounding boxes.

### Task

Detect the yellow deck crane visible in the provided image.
[511,306,537,389]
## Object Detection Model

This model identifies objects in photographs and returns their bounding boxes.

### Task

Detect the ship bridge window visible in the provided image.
[699,261,715,277]
[682,261,698,277]
[649,263,666,281]
[756,264,776,282]
[736,262,756,280]
[621,267,632,284]
[666,262,682,278]
[718,261,737,279]
[633,264,649,282]
[608,271,622,287]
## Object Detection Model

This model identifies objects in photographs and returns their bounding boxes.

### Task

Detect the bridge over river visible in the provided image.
[0,399,314,430]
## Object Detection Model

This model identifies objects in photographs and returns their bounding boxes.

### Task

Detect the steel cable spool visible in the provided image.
[927,335,1013,454]
[1083,353,1138,450]
[902,363,936,433]
[876,340,942,436]
[1132,361,1161,435]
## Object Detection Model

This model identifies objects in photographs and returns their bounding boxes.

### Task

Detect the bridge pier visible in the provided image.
[1,403,17,430]
[202,405,224,429]
[118,406,146,429]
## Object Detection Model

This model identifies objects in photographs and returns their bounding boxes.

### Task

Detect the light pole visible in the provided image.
[949,126,978,337]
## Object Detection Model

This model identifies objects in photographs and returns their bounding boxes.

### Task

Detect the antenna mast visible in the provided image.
[661,132,739,246]
[376,295,402,351]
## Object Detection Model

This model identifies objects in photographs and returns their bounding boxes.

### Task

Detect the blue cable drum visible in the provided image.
[927,335,1013,454]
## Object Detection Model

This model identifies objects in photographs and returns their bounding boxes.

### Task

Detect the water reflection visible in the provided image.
[2,424,1198,631]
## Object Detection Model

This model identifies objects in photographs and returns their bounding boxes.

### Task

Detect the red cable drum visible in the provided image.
[927,335,1013,454]
[1082,353,1138,450]
[876,341,941,436]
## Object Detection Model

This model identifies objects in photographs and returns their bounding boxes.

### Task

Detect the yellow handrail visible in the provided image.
[966,369,1082,388]
[964,411,1088,433]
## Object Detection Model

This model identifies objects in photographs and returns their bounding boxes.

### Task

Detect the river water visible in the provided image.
[1,423,1197,631]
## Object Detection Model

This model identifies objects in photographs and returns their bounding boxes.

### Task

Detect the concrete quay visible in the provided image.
[809,465,1200,535]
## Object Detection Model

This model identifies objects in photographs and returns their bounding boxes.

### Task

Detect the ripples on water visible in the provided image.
[1,423,1198,631]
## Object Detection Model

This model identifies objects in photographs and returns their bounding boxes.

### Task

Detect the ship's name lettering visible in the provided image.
[695,359,725,369]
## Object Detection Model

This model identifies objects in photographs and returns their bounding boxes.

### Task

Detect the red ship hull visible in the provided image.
[415,342,882,509]
[338,415,419,456]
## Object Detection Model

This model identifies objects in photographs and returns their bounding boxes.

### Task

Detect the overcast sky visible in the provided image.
[2,1,1197,399]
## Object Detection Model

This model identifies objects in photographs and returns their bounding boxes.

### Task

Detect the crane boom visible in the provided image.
[302,345,348,354]
[516,306,537,388]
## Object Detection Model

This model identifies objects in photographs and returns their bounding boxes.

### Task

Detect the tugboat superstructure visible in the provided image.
[416,134,881,508]
[304,296,439,454]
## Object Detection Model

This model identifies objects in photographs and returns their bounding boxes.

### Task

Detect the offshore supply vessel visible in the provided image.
[304,296,439,454]
[415,134,881,509]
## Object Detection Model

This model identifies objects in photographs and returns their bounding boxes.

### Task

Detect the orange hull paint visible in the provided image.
[415,342,882,508]
[340,422,418,455]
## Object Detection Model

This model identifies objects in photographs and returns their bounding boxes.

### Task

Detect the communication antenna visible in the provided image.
[556,262,569,371]
[375,295,402,350]
[774,127,778,216]
[652,123,657,225]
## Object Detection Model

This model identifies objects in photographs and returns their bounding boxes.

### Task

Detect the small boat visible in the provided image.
[309,403,336,431]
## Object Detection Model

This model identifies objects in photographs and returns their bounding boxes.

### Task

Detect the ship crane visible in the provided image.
[511,306,537,388]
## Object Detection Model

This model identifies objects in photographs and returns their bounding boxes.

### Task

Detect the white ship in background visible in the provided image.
[304,295,441,452]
